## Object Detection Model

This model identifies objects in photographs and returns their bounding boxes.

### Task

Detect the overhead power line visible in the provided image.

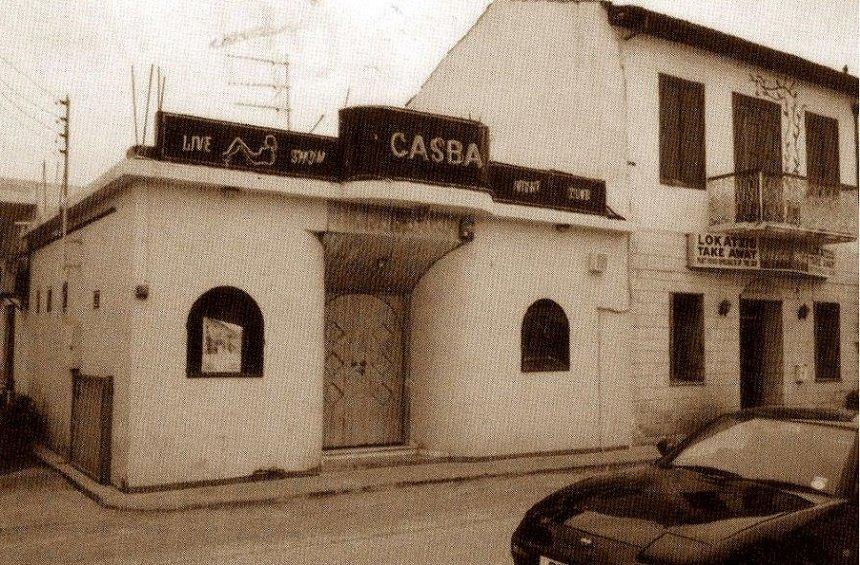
[0,72,58,116]
[0,95,56,138]
[0,53,58,99]
[0,89,56,132]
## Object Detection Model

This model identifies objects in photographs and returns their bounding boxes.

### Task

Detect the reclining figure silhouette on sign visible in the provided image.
[221,134,278,166]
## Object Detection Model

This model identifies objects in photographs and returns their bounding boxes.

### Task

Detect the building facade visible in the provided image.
[408,0,859,442]
[0,179,41,398]
[12,0,858,490]
[16,106,631,489]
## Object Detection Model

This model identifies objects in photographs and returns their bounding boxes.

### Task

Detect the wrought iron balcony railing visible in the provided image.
[708,171,858,243]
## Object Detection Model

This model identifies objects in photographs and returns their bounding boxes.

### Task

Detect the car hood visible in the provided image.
[542,466,840,561]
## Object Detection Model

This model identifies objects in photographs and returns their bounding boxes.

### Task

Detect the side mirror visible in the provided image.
[656,437,672,457]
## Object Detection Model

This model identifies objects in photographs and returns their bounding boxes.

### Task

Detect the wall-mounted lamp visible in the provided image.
[135,284,149,300]
[718,299,731,317]
[375,257,389,270]
[459,215,475,242]
[797,304,810,320]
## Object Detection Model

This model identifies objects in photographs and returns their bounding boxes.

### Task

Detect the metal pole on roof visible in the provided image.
[58,95,69,240]
[41,160,46,218]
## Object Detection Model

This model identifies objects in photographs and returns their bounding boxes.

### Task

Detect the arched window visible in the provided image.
[186,286,264,378]
[521,299,570,373]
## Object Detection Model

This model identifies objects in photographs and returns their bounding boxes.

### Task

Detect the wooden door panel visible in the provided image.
[324,294,404,449]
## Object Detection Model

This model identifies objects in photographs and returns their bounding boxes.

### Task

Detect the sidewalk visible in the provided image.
[35,444,657,512]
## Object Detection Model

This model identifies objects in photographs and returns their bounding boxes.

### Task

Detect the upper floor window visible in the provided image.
[670,293,705,384]
[814,302,841,382]
[659,74,706,189]
[186,286,264,378]
[521,299,570,373]
[46,287,52,313]
[805,112,840,190]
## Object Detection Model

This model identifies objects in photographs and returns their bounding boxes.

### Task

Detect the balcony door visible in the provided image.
[733,93,783,222]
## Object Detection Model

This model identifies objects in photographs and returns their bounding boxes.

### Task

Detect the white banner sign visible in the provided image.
[687,233,834,278]
[688,233,759,270]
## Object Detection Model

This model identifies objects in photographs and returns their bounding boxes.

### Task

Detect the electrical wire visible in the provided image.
[0,53,58,99]
[0,72,57,117]
[0,89,56,132]
[0,95,54,138]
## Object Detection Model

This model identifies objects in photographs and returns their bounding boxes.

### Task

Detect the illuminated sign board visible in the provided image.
[339,106,490,188]
[153,109,612,218]
[488,162,605,215]
[155,112,340,180]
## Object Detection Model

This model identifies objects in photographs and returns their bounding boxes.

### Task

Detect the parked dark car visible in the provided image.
[512,407,858,564]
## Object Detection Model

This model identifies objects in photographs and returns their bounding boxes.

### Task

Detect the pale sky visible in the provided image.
[0,0,856,190]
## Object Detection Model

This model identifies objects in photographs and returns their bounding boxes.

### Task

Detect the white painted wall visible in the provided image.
[123,180,328,488]
[620,33,859,230]
[620,33,859,438]
[410,216,632,457]
[631,229,859,441]
[407,0,631,219]
[17,190,136,484]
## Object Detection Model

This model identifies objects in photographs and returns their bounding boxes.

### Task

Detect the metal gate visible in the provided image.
[70,371,113,484]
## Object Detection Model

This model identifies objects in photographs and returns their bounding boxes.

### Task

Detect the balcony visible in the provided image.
[708,171,858,244]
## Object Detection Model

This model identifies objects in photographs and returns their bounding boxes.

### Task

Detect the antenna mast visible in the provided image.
[227,53,291,129]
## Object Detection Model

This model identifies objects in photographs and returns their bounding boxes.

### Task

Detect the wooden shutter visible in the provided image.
[806,112,840,190]
[814,302,841,381]
[679,80,706,188]
[660,74,706,189]
[659,75,681,183]
[733,93,783,174]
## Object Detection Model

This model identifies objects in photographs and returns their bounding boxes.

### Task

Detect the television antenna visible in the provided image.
[227,52,291,129]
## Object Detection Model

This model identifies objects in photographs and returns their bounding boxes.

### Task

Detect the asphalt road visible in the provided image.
[0,463,614,565]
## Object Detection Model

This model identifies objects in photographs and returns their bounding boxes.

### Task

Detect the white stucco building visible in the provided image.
[408,0,859,440]
[11,1,858,490]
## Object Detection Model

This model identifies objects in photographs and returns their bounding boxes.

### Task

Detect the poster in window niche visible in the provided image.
[202,316,243,373]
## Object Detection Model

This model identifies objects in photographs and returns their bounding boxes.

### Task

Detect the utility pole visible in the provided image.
[58,95,69,264]
[41,160,47,218]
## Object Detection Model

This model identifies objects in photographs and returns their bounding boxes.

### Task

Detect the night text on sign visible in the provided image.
[514,179,541,194]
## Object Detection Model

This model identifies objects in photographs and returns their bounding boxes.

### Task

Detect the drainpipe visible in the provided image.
[852,101,858,186]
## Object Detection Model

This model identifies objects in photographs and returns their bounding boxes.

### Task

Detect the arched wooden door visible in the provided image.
[324,294,405,449]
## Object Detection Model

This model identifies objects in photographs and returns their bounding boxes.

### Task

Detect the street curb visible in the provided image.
[34,444,658,512]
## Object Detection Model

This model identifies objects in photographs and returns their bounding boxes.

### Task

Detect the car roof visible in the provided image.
[737,406,859,428]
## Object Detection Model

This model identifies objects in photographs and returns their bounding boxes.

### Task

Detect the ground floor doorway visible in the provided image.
[319,203,467,451]
[323,293,407,449]
[739,299,784,409]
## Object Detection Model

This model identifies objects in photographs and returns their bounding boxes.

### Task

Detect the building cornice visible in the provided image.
[604,2,859,97]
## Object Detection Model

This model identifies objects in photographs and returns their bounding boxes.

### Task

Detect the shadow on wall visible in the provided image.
[0,394,42,474]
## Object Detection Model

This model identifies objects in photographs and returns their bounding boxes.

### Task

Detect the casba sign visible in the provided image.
[340,106,490,187]
[389,132,484,168]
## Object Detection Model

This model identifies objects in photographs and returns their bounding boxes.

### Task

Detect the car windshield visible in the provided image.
[670,416,856,496]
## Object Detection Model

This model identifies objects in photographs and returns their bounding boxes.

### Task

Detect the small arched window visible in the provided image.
[186,286,264,378]
[521,299,570,373]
